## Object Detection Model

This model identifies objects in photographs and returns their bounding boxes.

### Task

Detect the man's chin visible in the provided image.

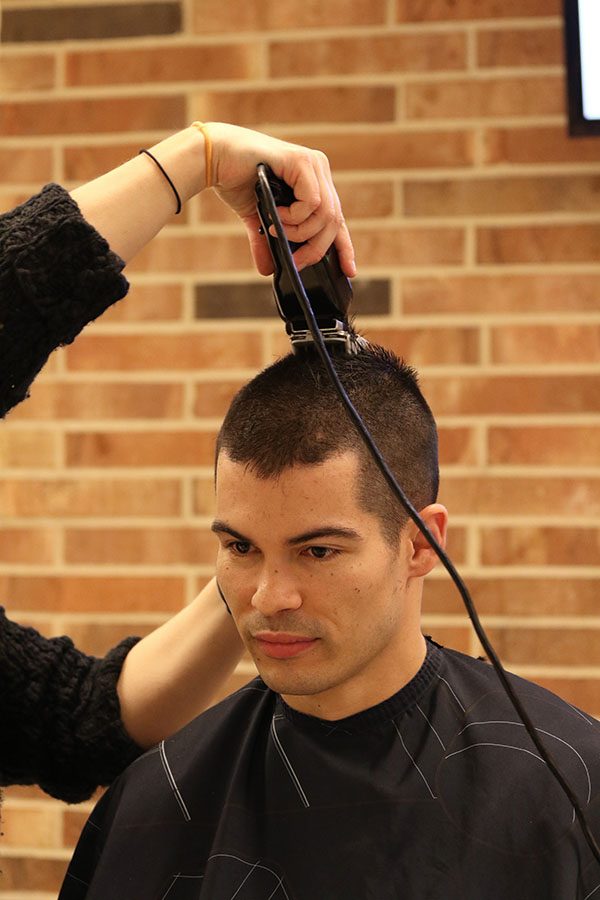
[252,661,329,698]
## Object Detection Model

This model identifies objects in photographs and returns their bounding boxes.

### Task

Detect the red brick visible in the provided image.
[479,224,600,264]
[65,333,262,371]
[484,125,600,164]
[279,128,475,170]
[486,627,600,667]
[2,807,61,848]
[405,174,600,217]
[423,576,600,617]
[489,426,600,466]
[99,283,184,323]
[403,274,600,315]
[194,85,395,126]
[407,75,563,119]
[0,53,55,91]
[531,678,600,714]
[63,809,92,849]
[7,382,184,420]
[194,380,245,417]
[439,475,600,516]
[66,429,217,467]
[0,189,30,213]
[364,325,479,366]
[491,324,600,364]
[194,478,216,516]
[0,528,56,564]
[66,43,260,87]
[128,233,252,273]
[0,146,53,183]
[0,856,67,892]
[64,142,140,181]
[396,0,560,21]
[421,374,600,416]
[57,619,157,657]
[338,180,396,220]
[0,95,185,136]
[65,527,217,565]
[422,625,472,654]
[353,226,465,267]
[0,429,58,467]
[193,0,387,32]
[477,25,562,68]
[481,526,600,567]
[1,575,185,613]
[438,426,478,465]
[269,32,466,77]
[0,478,181,517]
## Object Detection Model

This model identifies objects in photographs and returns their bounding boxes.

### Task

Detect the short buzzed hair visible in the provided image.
[216,344,439,544]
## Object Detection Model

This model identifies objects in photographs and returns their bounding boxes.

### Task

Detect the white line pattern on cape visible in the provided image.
[159,740,191,822]
[160,874,204,900]
[270,716,310,808]
[207,854,291,900]
[584,883,600,900]
[229,859,261,899]
[459,720,592,802]
[445,742,545,765]
[437,674,465,712]
[393,721,436,799]
[569,703,597,728]
[416,704,446,750]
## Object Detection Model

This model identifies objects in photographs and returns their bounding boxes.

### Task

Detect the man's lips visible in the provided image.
[253,632,318,660]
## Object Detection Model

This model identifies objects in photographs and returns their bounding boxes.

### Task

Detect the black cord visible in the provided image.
[256,163,600,866]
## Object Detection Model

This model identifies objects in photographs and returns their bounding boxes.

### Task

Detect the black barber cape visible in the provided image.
[59,641,600,899]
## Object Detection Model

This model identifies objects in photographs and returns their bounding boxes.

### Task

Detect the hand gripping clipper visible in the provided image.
[255,164,365,357]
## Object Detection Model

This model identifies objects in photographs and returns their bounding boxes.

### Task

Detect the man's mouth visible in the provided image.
[253,632,319,660]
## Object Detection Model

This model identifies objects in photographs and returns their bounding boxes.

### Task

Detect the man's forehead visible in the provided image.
[215,450,365,518]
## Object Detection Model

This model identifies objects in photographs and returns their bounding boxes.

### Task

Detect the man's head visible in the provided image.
[216,344,439,544]
[212,344,447,719]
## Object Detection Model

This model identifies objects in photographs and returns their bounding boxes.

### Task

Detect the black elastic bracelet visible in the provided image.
[216,581,232,615]
[138,149,182,215]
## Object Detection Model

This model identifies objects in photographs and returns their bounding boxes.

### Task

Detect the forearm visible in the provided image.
[70,126,206,264]
[116,578,242,748]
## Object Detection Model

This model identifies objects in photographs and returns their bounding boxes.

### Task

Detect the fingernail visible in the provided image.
[349,258,357,277]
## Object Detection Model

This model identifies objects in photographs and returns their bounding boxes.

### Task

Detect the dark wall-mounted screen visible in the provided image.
[564,0,600,135]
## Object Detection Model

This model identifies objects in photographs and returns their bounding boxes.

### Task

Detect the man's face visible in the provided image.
[213,449,428,720]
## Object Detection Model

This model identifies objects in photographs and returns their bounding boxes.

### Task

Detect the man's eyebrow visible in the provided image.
[287,527,363,546]
[211,520,249,542]
[210,521,362,545]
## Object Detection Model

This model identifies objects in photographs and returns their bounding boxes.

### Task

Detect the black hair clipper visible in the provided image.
[255,163,364,356]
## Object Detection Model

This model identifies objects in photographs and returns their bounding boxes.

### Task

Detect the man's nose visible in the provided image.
[251,566,302,616]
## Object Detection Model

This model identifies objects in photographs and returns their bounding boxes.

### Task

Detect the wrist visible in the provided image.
[148,126,208,205]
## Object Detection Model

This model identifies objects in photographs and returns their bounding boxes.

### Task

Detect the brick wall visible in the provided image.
[1,0,599,894]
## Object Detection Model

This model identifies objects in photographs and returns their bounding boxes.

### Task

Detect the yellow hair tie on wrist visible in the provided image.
[191,121,213,189]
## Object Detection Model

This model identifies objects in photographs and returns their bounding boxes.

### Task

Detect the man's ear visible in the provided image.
[406,504,449,578]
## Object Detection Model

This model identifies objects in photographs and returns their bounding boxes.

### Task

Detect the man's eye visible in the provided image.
[306,546,336,560]
[229,541,251,555]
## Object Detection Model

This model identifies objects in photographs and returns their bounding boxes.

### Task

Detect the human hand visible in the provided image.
[205,122,356,277]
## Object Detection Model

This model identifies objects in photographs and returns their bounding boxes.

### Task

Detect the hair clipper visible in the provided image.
[255,164,363,356]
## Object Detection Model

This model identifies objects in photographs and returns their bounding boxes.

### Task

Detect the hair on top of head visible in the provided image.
[216,342,439,544]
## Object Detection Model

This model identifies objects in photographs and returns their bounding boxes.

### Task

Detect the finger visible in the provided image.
[278,154,322,223]
[290,158,340,267]
[333,218,357,278]
[312,154,356,277]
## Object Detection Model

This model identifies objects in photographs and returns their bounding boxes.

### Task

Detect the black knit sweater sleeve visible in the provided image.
[0,609,143,802]
[0,183,129,418]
